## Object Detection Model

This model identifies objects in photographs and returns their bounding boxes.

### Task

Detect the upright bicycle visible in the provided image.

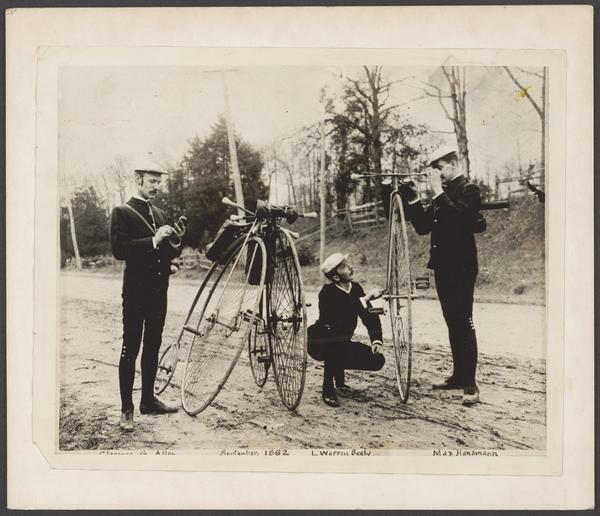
[353,172,509,403]
[353,172,425,403]
[179,198,316,415]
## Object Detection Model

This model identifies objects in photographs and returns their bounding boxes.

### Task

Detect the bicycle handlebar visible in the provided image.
[351,172,427,180]
[222,197,317,223]
[302,211,318,219]
[348,178,510,211]
[221,196,254,215]
[480,200,510,210]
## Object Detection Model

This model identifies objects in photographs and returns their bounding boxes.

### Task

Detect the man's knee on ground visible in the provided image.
[372,353,385,371]
[307,339,326,362]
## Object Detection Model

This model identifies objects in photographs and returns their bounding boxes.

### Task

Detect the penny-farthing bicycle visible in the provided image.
[179,198,316,415]
[352,171,426,403]
[352,172,510,403]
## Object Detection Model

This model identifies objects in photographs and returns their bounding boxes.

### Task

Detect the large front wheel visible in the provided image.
[387,194,413,403]
[180,236,267,415]
[267,228,307,410]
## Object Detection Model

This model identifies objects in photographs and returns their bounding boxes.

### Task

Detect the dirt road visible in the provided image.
[59,272,546,452]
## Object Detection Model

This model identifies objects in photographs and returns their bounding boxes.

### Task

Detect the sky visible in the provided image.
[58,65,543,198]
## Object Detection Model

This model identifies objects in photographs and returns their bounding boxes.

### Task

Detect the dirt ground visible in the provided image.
[59,272,546,452]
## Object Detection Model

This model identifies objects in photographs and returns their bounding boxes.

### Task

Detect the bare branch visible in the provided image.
[503,66,543,120]
[515,66,544,80]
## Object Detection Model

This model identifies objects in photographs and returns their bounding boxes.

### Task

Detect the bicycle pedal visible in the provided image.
[241,310,256,322]
[257,356,272,364]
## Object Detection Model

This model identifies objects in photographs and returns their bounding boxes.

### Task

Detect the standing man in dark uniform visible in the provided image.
[400,146,482,406]
[307,253,385,407]
[110,165,182,431]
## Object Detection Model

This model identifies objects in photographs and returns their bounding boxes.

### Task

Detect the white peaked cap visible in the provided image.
[428,145,458,166]
[134,155,168,175]
[320,253,349,275]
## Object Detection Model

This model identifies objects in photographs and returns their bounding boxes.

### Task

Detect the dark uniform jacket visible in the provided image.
[110,197,181,296]
[407,175,481,271]
[312,282,383,345]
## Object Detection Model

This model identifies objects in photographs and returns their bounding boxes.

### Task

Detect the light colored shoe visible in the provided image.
[462,386,480,406]
[119,409,134,431]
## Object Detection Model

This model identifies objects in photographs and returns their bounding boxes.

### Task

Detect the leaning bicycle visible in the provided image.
[179,198,316,415]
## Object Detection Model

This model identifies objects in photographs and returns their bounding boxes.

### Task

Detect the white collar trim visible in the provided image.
[334,283,352,294]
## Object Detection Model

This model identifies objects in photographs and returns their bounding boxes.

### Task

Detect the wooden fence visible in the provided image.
[179,251,212,270]
[295,200,386,242]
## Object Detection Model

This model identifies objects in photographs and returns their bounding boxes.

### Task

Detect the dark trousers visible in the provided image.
[119,288,168,411]
[434,266,478,388]
[308,338,385,393]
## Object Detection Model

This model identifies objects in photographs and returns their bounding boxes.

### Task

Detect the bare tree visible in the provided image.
[107,156,132,206]
[503,66,547,175]
[421,66,471,177]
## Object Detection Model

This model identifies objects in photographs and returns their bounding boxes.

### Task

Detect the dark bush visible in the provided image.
[296,244,315,266]
[513,284,527,295]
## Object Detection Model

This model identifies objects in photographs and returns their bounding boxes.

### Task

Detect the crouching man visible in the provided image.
[307,253,385,407]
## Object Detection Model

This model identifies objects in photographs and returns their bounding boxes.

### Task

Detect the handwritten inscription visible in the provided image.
[311,449,371,456]
[433,449,499,457]
[98,449,175,456]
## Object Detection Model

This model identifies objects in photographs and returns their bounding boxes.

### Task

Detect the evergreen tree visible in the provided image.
[60,186,110,262]
[162,116,268,248]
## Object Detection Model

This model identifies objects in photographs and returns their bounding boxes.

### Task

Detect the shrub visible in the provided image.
[513,284,527,295]
[296,244,315,266]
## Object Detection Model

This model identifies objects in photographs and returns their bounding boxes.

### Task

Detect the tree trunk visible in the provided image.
[319,121,327,268]
[442,66,471,178]
[503,66,546,178]
[66,198,82,269]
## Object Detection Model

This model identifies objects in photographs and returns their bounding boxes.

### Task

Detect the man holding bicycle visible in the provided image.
[308,253,385,407]
[400,146,482,406]
[110,165,182,431]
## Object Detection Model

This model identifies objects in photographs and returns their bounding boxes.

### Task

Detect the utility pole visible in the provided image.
[319,120,326,268]
[60,143,82,269]
[221,69,245,216]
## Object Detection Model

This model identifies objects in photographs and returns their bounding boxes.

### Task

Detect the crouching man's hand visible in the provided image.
[371,340,383,355]
[366,287,385,302]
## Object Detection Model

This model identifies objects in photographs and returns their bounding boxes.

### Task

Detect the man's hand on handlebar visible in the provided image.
[371,342,383,355]
[366,287,385,302]
[283,207,298,224]
[399,180,418,203]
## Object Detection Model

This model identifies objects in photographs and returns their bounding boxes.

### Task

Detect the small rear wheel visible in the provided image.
[248,294,270,387]
[154,344,178,395]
